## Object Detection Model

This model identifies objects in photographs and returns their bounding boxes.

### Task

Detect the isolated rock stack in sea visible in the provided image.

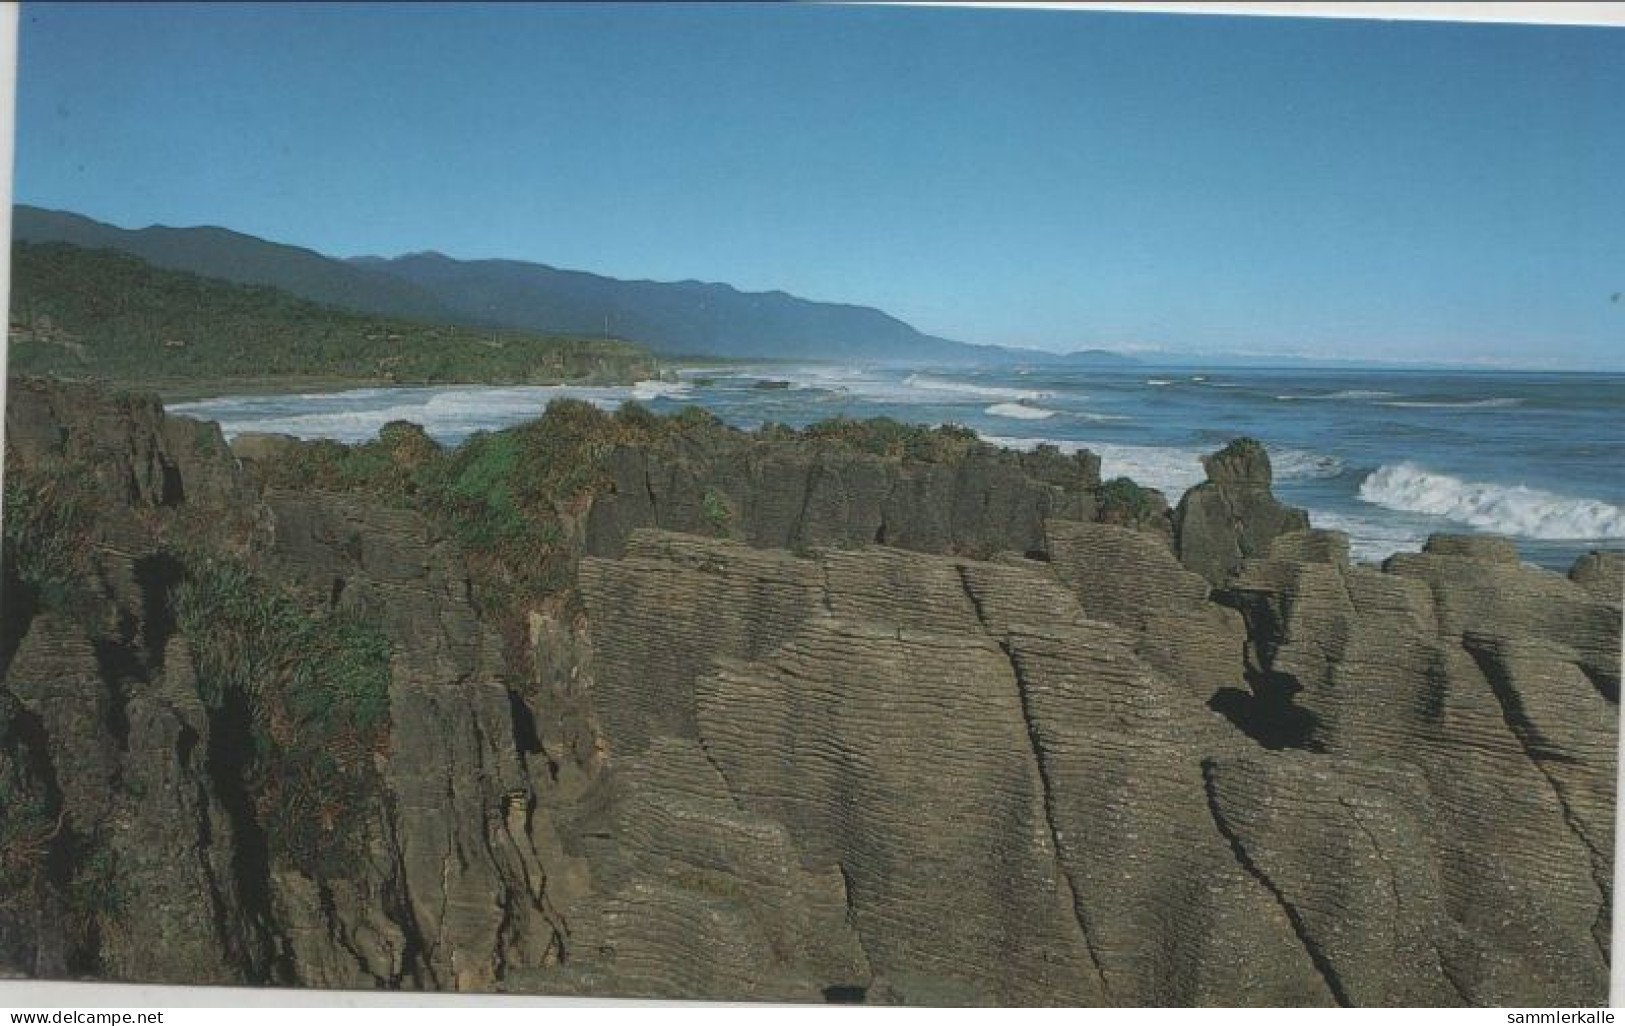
[0,377,1617,1005]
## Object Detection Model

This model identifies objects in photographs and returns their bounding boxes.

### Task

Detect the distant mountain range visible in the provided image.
[12,206,1136,367]
[11,207,453,323]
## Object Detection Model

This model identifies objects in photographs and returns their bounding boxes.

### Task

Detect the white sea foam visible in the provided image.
[979,436,1206,495]
[756,366,927,405]
[1306,509,1430,563]
[981,435,1345,495]
[292,387,402,402]
[1378,397,1523,409]
[1146,379,1174,386]
[630,380,692,401]
[902,373,1048,402]
[777,364,871,386]
[176,385,632,443]
[1084,442,1206,494]
[1358,462,1625,540]
[984,402,1058,420]
[1278,389,1399,401]
[748,366,1083,407]
[674,365,740,378]
[1269,449,1347,480]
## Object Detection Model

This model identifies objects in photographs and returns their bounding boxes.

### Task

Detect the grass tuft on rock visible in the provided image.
[800,416,982,461]
[1,449,100,616]
[1216,437,1266,459]
[173,557,391,878]
[1098,476,1164,529]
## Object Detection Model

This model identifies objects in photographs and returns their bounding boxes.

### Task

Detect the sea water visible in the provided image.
[169,364,1625,570]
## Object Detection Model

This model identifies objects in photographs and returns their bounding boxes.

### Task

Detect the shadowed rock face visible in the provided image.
[581,434,1103,561]
[1173,438,1310,587]
[1,380,1618,1006]
[1220,530,1618,1003]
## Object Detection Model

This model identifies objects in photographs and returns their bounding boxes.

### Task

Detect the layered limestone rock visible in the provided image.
[4,376,247,512]
[573,539,1110,1004]
[537,736,870,1002]
[1,379,1618,1006]
[1040,519,1249,705]
[561,526,1619,1005]
[1222,530,1618,1003]
[1,382,563,990]
[583,436,1102,560]
[1173,438,1309,586]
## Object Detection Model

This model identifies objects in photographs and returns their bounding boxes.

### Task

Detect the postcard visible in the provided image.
[1,2,1619,1009]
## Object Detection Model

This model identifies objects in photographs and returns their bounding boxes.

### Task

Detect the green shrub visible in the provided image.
[1216,437,1266,459]
[173,557,392,877]
[614,400,661,432]
[702,488,733,534]
[1,452,98,613]
[801,416,982,461]
[671,405,722,430]
[422,430,527,549]
[0,774,56,905]
[1098,476,1162,527]
[0,766,121,962]
[193,420,222,452]
[64,842,124,925]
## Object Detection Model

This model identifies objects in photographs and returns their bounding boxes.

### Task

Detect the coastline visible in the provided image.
[138,364,1625,572]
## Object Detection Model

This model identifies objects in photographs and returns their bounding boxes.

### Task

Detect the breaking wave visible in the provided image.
[1378,397,1523,409]
[1322,389,1398,400]
[1358,462,1625,540]
[985,402,1058,421]
[1277,389,1399,401]
[1306,509,1430,563]
[630,380,692,401]
[903,373,1048,402]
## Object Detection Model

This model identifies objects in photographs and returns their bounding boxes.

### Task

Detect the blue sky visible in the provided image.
[13,3,1624,369]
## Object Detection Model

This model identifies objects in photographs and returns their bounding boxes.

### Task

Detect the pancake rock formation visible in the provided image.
[0,377,1617,1006]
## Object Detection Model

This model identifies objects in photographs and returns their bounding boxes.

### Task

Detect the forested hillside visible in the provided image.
[7,241,655,388]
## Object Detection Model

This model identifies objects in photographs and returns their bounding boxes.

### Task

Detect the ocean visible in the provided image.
[168,363,1625,571]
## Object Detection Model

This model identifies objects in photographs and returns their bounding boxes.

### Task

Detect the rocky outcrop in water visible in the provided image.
[0,378,1617,1005]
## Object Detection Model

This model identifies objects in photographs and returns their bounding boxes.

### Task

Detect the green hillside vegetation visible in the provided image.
[7,242,657,389]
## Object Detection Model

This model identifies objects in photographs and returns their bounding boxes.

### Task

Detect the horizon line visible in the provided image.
[12,200,1621,376]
